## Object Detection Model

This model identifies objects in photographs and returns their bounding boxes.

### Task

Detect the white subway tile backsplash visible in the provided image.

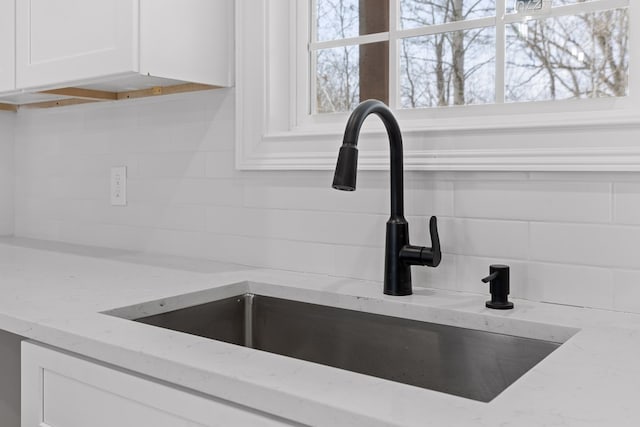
[194,120,236,152]
[406,180,454,217]
[138,152,206,178]
[52,153,139,180]
[14,130,60,158]
[613,270,640,313]
[455,181,611,223]
[614,182,640,225]
[13,151,61,179]
[528,262,614,309]
[137,96,208,127]
[14,206,61,241]
[199,233,340,276]
[243,175,388,214]
[443,218,529,259]
[14,175,58,200]
[146,205,207,231]
[51,201,206,232]
[10,89,640,315]
[205,151,236,178]
[59,132,111,155]
[127,178,243,206]
[174,179,245,206]
[105,127,175,154]
[56,222,152,251]
[16,108,83,133]
[206,207,386,247]
[83,104,138,132]
[530,223,640,269]
[412,254,457,292]
[109,228,212,261]
[54,176,110,200]
[243,172,452,217]
[331,244,384,282]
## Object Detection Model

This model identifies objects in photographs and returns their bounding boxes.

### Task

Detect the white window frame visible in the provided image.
[236,0,640,171]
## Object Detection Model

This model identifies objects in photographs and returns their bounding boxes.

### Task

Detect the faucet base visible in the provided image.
[384,219,412,296]
[486,300,514,310]
[384,288,413,296]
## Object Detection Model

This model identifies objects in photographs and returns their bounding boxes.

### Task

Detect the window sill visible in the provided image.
[237,107,640,172]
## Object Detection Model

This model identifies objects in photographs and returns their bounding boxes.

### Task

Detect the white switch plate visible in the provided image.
[110,166,127,206]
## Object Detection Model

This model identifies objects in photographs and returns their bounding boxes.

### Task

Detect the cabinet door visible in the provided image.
[22,342,296,427]
[0,0,15,92]
[16,0,138,89]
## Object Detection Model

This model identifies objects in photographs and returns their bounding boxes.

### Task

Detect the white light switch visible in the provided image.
[110,166,127,206]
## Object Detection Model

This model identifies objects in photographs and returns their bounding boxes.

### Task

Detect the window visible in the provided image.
[310,0,629,112]
[236,0,640,171]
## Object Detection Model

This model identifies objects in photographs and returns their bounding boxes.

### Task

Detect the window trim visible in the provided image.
[236,0,640,172]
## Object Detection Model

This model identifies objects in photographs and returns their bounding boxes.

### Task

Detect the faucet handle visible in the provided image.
[425,216,441,267]
[398,216,442,267]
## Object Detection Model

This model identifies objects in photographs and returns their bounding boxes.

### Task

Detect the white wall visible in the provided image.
[0,112,14,235]
[12,89,640,313]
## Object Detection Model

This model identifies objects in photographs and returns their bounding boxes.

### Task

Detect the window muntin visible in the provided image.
[310,0,630,113]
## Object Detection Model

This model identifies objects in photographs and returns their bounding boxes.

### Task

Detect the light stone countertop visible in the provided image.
[1,236,639,426]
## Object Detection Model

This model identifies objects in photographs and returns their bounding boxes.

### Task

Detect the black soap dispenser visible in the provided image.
[481,264,514,310]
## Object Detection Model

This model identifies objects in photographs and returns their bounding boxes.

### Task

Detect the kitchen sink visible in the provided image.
[130,293,561,402]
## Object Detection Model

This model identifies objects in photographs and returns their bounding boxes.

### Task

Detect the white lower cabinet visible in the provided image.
[22,342,296,427]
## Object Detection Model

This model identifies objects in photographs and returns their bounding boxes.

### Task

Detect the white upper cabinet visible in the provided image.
[0,0,15,92]
[140,0,232,88]
[16,0,136,89]
[13,0,232,92]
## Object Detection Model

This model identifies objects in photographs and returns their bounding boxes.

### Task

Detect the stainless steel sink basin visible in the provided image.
[133,293,561,402]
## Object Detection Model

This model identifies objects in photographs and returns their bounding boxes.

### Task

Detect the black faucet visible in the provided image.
[332,99,441,296]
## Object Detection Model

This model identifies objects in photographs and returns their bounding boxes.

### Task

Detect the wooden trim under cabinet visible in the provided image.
[0,103,17,112]
[2,83,221,112]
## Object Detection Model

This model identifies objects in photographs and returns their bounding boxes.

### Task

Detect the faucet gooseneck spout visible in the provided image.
[332,100,441,296]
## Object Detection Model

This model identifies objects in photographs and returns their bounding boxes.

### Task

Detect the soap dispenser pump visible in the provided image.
[481,265,514,310]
